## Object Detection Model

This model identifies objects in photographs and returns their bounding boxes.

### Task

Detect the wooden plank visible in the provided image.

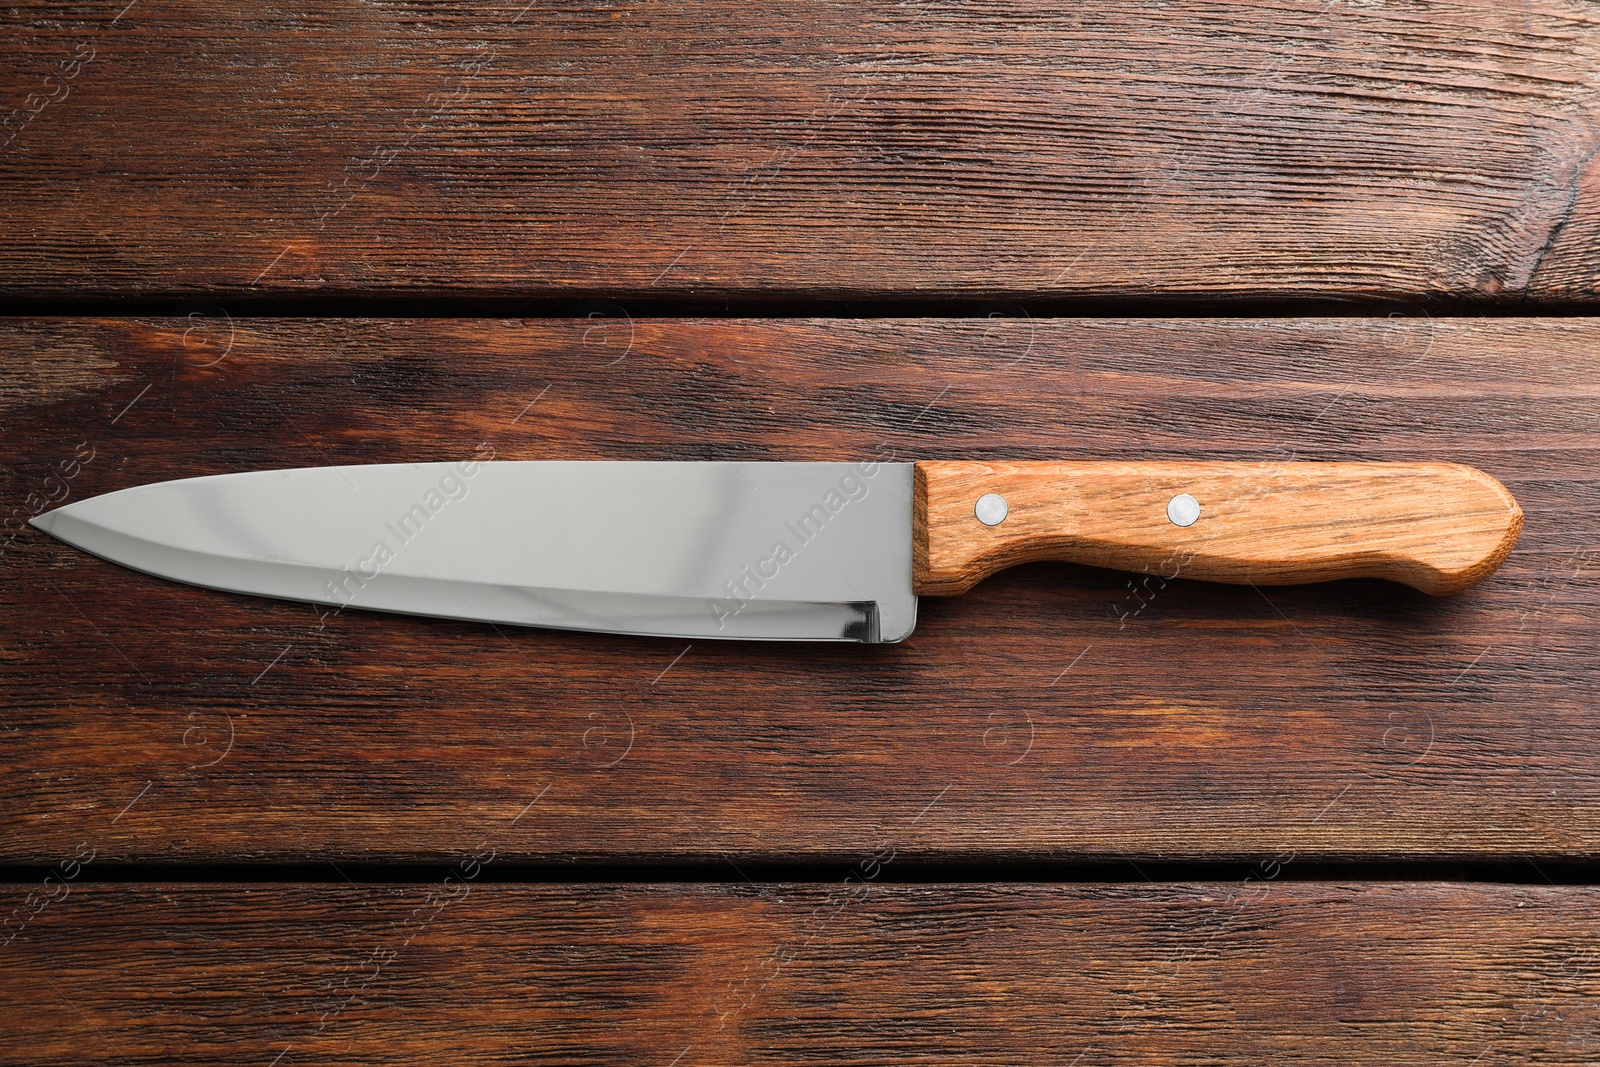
[2,1,1600,303]
[1,316,1597,864]
[1,882,1597,1064]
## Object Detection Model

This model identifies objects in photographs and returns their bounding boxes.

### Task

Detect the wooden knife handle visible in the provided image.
[913,461,1523,596]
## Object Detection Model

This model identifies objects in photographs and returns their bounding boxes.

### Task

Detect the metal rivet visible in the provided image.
[975,493,1009,526]
[1167,493,1200,528]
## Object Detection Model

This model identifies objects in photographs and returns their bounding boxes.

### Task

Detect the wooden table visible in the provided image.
[3,2,1599,1062]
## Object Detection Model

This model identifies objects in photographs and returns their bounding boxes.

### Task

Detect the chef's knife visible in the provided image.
[30,459,1522,643]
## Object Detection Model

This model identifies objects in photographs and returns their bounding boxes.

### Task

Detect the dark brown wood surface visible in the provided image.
[2,881,1597,1064]
[2,316,1596,864]
[4,1,1600,304]
[8,2,1598,1056]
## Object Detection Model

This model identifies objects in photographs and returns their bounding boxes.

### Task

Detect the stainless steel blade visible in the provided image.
[30,461,917,642]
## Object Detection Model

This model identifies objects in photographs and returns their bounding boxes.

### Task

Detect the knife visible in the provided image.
[30,459,1522,643]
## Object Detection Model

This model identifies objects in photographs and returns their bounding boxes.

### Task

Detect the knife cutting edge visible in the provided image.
[30,459,1522,643]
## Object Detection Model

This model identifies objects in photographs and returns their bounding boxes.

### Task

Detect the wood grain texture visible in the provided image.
[3,0,1600,303]
[913,460,1523,596]
[1,316,1598,864]
[2,882,1598,1065]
